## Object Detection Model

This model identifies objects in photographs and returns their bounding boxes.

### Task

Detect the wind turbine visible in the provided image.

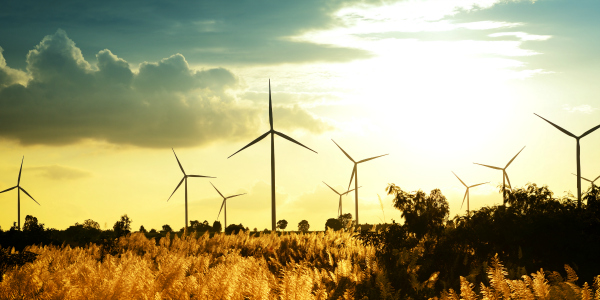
[228,80,317,231]
[210,182,246,229]
[452,172,488,217]
[473,146,525,205]
[571,173,600,189]
[0,156,40,230]
[322,182,359,217]
[332,139,388,226]
[535,113,600,208]
[167,149,215,234]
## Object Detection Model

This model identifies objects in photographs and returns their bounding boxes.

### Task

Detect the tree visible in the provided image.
[81,219,100,230]
[161,224,173,233]
[276,219,288,231]
[325,218,342,231]
[338,213,353,229]
[23,215,44,233]
[212,221,222,233]
[113,214,132,236]
[225,223,246,235]
[149,228,157,234]
[139,225,147,233]
[298,220,310,232]
[387,184,449,238]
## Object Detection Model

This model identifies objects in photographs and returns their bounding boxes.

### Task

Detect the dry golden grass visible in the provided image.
[0,230,383,299]
[437,254,600,300]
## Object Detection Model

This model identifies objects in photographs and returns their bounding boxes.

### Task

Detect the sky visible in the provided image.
[1,0,600,232]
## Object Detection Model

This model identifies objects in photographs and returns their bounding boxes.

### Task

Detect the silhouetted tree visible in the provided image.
[82,219,100,230]
[212,221,222,233]
[139,225,147,233]
[225,223,246,234]
[161,224,172,233]
[113,214,132,237]
[23,215,44,233]
[387,184,449,238]
[338,213,353,229]
[276,219,288,231]
[298,220,310,232]
[325,218,342,231]
[149,228,157,234]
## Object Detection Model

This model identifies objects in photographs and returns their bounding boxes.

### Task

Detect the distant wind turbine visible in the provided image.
[473,146,525,205]
[332,139,388,226]
[210,182,246,229]
[322,181,359,217]
[535,113,600,208]
[452,172,488,217]
[228,80,317,231]
[571,173,600,189]
[167,149,215,234]
[0,156,39,230]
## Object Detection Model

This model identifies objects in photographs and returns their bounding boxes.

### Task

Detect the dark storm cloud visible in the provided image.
[0,0,383,69]
[0,30,333,147]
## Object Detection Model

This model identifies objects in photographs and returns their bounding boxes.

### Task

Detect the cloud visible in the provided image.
[28,165,92,180]
[562,104,598,114]
[0,30,333,148]
[0,47,28,88]
[488,32,551,41]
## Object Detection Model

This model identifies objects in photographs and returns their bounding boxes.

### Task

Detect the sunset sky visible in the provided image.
[1,0,599,232]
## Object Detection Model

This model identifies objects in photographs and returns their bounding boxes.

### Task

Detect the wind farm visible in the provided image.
[3,1,600,298]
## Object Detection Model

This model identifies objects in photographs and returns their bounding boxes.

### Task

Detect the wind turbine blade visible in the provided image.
[593,175,600,183]
[331,139,355,162]
[188,175,215,178]
[225,193,246,199]
[167,177,185,201]
[580,124,600,139]
[506,146,525,168]
[217,200,226,219]
[534,113,577,138]
[274,131,317,154]
[172,149,186,175]
[269,79,273,131]
[358,154,389,164]
[19,187,40,205]
[323,181,340,195]
[210,182,225,198]
[469,182,489,188]
[18,156,24,185]
[348,165,356,190]
[504,171,512,189]
[452,171,467,188]
[228,131,270,159]
[0,186,17,193]
[461,190,468,209]
[342,186,361,195]
[572,173,592,182]
[473,163,503,170]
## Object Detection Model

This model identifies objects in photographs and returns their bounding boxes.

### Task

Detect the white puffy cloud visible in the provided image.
[0,30,333,148]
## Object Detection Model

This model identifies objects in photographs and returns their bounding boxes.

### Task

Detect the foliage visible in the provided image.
[161,224,173,233]
[81,219,100,230]
[23,215,44,233]
[212,221,222,233]
[276,219,288,231]
[225,223,247,235]
[190,220,211,232]
[387,184,450,239]
[325,218,342,231]
[113,214,132,237]
[338,213,353,229]
[298,220,310,232]
[139,225,147,233]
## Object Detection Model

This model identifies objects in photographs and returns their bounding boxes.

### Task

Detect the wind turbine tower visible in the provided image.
[535,113,600,208]
[332,139,388,226]
[167,149,215,234]
[0,156,40,230]
[228,80,317,231]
